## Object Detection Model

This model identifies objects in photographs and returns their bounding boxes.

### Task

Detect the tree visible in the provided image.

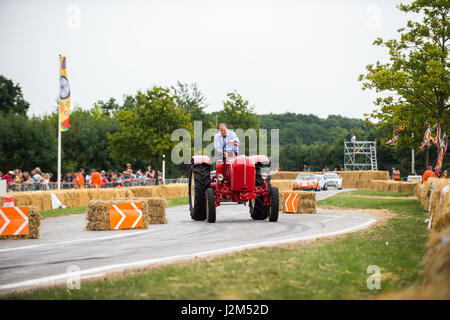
[0,75,30,115]
[172,81,212,126]
[107,86,192,183]
[92,98,121,118]
[0,112,56,172]
[218,91,259,131]
[359,0,449,170]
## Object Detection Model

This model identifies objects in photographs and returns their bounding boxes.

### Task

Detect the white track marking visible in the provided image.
[130,203,143,228]
[0,217,377,293]
[0,209,10,235]
[112,205,126,230]
[14,207,29,235]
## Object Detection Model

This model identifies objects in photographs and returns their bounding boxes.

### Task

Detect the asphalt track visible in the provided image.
[0,188,378,295]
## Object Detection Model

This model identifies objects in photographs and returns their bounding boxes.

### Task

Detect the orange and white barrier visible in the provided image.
[0,206,29,236]
[284,192,299,213]
[109,202,143,230]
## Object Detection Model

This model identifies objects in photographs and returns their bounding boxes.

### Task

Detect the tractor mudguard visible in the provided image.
[191,155,211,165]
[249,155,270,166]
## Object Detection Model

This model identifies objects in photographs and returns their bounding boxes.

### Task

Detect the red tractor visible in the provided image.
[188,151,279,223]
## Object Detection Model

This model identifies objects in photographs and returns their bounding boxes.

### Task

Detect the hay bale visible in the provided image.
[433,191,450,232]
[128,186,154,198]
[418,184,424,202]
[151,184,188,199]
[271,171,301,180]
[299,193,316,214]
[86,188,134,201]
[414,183,420,198]
[143,197,167,224]
[380,282,450,300]
[371,180,418,193]
[52,189,90,208]
[429,180,450,217]
[86,197,167,231]
[281,191,316,214]
[271,180,293,192]
[423,226,450,290]
[397,182,418,194]
[0,206,41,240]
[421,178,440,210]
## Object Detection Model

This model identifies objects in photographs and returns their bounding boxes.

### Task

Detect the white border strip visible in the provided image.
[0,217,376,293]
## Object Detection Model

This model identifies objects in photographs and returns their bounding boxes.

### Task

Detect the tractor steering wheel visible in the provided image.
[222,140,238,162]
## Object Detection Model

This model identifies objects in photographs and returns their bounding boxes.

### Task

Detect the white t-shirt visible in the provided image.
[33,174,43,182]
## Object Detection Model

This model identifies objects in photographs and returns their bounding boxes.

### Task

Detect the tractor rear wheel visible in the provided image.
[269,186,279,222]
[205,187,216,223]
[188,164,210,221]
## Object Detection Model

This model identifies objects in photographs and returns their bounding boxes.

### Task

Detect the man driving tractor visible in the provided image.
[214,123,240,159]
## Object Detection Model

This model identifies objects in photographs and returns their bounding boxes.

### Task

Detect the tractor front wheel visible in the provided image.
[188,164,210,221]
[205,187,216,223]
[269,186,279,222]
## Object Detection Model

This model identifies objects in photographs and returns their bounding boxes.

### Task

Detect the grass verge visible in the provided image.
[41,206,87,219]
[331,190,414,198]
[5,192,428,299]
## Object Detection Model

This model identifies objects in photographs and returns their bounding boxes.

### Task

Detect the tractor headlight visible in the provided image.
[217,174,224,181]
[260,167,270,180]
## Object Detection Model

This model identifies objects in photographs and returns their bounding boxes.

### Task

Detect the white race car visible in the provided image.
[315,175,328,191]
[323,172,343,189]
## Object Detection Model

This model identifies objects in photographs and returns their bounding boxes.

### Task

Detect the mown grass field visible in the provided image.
[4,190,429,300]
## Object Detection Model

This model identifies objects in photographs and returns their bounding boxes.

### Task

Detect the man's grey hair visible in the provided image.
[219,123,227,129]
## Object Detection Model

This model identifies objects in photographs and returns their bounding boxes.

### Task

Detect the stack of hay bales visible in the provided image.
[413,179,450,299]
[279,191,316,214]
[370,180,418,193]
[338,170,389,189]
[418,226,450,299]
[86,197,167,231]
[0,183,189,212]
[379,178,450,299]
[0,206,41,240]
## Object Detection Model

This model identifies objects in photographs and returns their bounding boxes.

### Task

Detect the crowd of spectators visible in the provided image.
[0,164,167,192]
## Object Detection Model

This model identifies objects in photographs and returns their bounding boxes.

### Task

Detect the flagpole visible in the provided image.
[57,55,62,190]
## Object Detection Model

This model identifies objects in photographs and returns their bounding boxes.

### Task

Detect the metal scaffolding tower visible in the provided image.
[344,140,378,171]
